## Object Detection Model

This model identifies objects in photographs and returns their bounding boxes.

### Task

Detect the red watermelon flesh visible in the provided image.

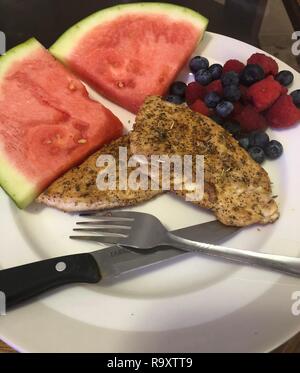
[50,4,208,113]
[0,38,123,208]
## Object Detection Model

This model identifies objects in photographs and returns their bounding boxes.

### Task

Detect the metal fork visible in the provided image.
[70,211,300,277]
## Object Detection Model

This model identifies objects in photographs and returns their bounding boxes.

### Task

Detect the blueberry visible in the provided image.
[248,146,265,164]
[210,114,224,125]
[275,70,294,87]
[223,120,241,138]
[238,136,250,150]
[221,71,240,87]
[223,84,241,102]
[195,69,213,86]
[216,101,234,118]
[165,95,184,104]
[291,90,300,108]
[169,81,187,97]
[208,64,223,80]
[264,140,283,160]
[249,131,270,148]
[204,92,221,108]
[189,56,209,74]
[240,64,265,86]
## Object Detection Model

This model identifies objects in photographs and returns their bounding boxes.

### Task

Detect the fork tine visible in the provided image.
[74,224,130,230]
[74,216,133,227]
[73,227,129,235]
[69,235,122,245]
[79,211,140,219]
[79,211,112,217]
[76,219,132,226]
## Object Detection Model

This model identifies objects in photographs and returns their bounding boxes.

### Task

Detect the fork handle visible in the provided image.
[0,253,101,309]
[167,233,300,277]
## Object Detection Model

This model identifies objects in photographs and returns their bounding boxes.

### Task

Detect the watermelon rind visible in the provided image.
[0,153,38,209]
[0,38,42,208]
[0,38,41,84]
[50,2,209,62]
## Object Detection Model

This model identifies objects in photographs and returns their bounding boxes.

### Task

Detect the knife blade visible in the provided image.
[0,220,239,308]
[92,220,239,278]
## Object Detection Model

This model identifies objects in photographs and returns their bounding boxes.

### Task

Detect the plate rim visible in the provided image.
[1,31,300,353]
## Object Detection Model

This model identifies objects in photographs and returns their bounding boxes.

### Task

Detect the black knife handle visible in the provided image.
[0,253,101,309]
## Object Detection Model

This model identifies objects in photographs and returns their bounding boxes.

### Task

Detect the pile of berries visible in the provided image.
[165,53,300,163]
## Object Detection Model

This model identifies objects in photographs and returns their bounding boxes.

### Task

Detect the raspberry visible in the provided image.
[239,85,250,103]
[190,99,210,116]
[205,79,223,96]
[186,82,206,105]
[235,105,268,132]
[266,95,300,128]
[247,53,279,76]
[281,86,288,95]
[247,76,282,112]
[231,101,245,117]
[223,59,245,74]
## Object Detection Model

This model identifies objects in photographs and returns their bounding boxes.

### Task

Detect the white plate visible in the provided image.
[1,32,300,353]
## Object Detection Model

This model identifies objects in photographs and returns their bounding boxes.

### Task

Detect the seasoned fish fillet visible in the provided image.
[37,135,161,211]
[130,96,279,226]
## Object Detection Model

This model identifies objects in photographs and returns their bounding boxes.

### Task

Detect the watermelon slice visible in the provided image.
[50,3,208,113]
[0,38,123,208]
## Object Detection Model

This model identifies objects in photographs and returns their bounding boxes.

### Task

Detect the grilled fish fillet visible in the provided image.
[130,96,279,226]
[37,135,161,211]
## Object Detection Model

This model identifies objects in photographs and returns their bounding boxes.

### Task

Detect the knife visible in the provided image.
[0,221,239,309]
